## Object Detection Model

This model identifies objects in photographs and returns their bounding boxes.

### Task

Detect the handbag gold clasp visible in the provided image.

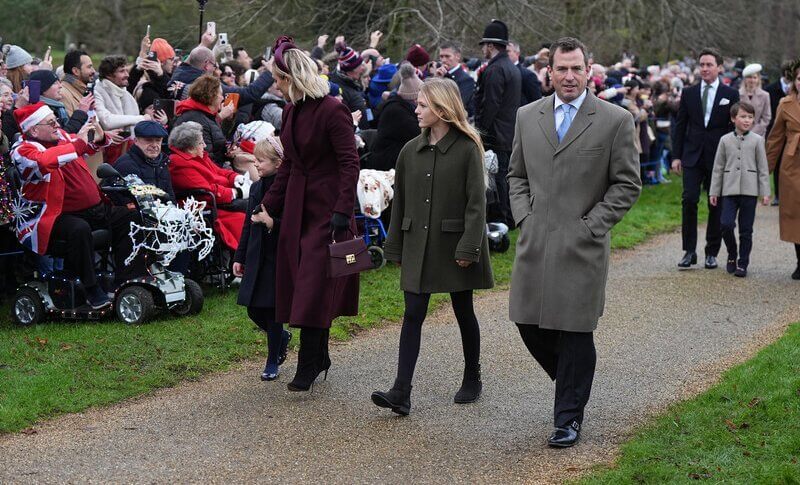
[346,254,356,264]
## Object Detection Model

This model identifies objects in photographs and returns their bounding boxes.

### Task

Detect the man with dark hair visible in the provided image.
[233,47,252,69]
[764,61,793,205]
[434,41,476,117]
[93,55,151,132]
[60,50,95,116]
[508,36,641,448]
[508,41,542,106]
[475,19,521,227]
[671,47,739,269]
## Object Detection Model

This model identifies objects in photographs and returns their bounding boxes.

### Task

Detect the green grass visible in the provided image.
[579,323,800,484]
[0,178,684,433]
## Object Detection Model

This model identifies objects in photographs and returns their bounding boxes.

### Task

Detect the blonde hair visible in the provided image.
[272,49,329,102]
[254,137,283,163]
[419,77,484,159]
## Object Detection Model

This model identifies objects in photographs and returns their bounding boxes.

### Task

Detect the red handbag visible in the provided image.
[328,230,374,278]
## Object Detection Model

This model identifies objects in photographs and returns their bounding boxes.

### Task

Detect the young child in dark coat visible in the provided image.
[233,136,291,381]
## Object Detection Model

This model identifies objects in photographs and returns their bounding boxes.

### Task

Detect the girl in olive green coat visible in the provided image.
[371,77,494,416]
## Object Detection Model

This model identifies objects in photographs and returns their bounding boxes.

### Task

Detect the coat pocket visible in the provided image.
[441,219,465,232]
[578,147,604,157]
[401,217,412,231]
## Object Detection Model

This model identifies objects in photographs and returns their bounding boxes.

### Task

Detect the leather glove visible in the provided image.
[330,212,349,232]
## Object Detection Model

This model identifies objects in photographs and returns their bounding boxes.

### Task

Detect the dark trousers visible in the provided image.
[516,323,596,428]
[396,290,480,385]
[247,307,284,365]
[48,203,144,287]
[488,151,514,227]
[774,159,781,199]
[682,164,722,256]
[720,195,757,268]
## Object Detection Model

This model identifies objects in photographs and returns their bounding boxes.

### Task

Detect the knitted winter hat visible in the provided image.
[29,69,59,94]
[335,42,363,72]
[4,45,33,69]
[14,102,53,132]
[405,44,430,68]
[150,38,175,63]
[234,120,276,154]
[397,63,422,101]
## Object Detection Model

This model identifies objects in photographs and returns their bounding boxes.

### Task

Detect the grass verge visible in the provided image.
[578,323,800,484]
[0,177,685,433]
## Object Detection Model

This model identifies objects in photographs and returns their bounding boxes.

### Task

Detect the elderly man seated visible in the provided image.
[11,102,144,309]
[114,120,175,201]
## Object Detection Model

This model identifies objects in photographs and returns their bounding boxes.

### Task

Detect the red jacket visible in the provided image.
[168,147,243,250]
[11,129,106,254]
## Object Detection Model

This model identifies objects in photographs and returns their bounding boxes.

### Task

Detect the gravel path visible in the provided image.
[1,206,798,484]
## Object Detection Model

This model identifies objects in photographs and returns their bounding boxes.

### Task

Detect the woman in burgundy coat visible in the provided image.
[254,36,360,392]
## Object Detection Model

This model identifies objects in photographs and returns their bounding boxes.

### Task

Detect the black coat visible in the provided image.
[368,94,420,171]
[114,145,176,201]
[518,63,542,106]
[330,70,370,130]
[235,175,280,308]
[475,51,521,152]
[765,80,789,136]
[173,108,228,167]
[672,81,739,169]
[446,67,476,118]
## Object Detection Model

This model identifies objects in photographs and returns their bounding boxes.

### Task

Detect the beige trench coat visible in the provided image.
[766,95,800,243]
[508,92,642,332]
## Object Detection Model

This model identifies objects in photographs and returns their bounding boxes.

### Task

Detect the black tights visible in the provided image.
[247,307,284,365]
[396,290,480,385]
[795,244,800,263]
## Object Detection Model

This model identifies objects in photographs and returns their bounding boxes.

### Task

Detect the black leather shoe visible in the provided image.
[678,251,697,268]
[792,265,800,280]
[371,379,412,416]
[548,421,581,448]
[726,259,736,274]
[704,255,718,269]
[734,267,747,278]
[771,197,779,207]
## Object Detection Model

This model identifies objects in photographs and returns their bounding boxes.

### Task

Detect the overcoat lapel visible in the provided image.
[538,98,558,150]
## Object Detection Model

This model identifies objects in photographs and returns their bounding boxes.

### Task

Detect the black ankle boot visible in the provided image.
[371,379,412,416]
[454,365,482,404]
[793,264,800,280]
[288,328,326,392]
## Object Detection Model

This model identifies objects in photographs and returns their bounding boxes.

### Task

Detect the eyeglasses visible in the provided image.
[35,119,59,128]
[221,71,234,77]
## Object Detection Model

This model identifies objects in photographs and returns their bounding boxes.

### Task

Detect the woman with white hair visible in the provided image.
[252,36,360,392]
[739,63,771,136]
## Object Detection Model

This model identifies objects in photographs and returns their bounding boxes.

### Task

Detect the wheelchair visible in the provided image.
[10,164,205,326]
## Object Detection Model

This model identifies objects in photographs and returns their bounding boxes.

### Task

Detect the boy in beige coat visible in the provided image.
[710,101,771,277]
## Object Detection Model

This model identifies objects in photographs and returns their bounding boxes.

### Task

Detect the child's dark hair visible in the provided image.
[730,101,755,118]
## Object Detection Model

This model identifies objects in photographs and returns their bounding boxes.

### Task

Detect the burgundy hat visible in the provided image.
[273,35,298,74]
[406,44,430,68]
[335,42,363,72]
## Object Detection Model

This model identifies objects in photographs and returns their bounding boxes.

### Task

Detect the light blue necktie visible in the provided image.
[557,104,573,143]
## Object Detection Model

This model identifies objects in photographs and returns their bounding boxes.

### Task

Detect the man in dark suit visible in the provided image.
[672,47,739,269]
[508,41,542,106]
[436,41,476,118]
[764,62,792,205]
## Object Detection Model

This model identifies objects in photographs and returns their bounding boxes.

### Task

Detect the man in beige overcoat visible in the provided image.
[507,37,641,447]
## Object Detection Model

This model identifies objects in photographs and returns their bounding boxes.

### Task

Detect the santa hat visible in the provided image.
[14,102,54,133]
[234,120,275,154]
[335,42,363,72]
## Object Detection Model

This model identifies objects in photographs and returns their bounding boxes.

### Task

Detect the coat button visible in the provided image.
[423,225,428,230]
[425,198,430,203]
[426,173,431,177]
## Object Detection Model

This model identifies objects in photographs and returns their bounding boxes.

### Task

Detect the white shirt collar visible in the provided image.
[448,65,461,75]
[701,77,720,91]
[554,89,588,113]
[781,77,791,94]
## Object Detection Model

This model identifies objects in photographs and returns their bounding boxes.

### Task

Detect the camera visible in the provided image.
[146,51,158,62]
[84,81,94,97]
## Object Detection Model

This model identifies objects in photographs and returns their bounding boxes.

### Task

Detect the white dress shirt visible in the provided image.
[701,78,719,127]
[554,88,588,129]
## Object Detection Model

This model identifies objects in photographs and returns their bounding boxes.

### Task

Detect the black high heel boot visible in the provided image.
[371,379,412,416]
[454,364,482,404]
[319,328,331,381]
[287,328,325,392]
